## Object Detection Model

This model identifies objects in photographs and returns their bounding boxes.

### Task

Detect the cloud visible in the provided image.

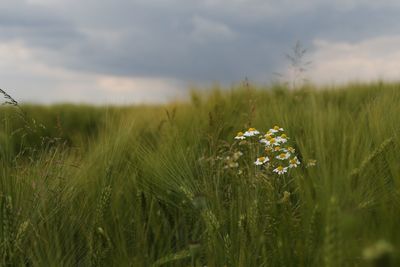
[1,1,400,103]
[308,36,400,84]
[0,41,184,104]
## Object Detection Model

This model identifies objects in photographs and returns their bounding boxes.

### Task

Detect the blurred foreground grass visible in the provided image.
[1,82,400,266]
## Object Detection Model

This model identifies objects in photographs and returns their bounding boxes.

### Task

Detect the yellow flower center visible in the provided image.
[290,158,296,164]
[248,127,256,131]
[279,153,286,159]
[265,134,272,140]
[288,146,294,152]
[274,126,280,130]
[280,134,287,139]
[277,166,284,171]
[237,132,244,136]
[258,157,266,162]
[274,146,281,151]
[269,138,276,143]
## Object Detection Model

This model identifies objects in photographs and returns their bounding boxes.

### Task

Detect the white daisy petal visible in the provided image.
[235,132,246,140]
[244,128,260,137]
[289,157,301,168]
[276,152,291,160]
[273,166,288,175]
[254,156,269,165]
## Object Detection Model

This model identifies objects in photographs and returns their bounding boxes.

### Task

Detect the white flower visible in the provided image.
[276,152,291,160]
[260,138,268,144]
[276,133,288,144]
[286,146,295,153]
[276,137,287,144]
[273,166,288,175]
[254,156,269,165]
[289,157,300,168]
[234,131,245,140]
[269,125,284,133]
[264,137,279,146]
[282,146,295,153]
[244,127,260,137]
[264,132,274,138]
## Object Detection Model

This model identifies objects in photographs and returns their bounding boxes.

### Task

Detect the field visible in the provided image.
[1,83,400,266]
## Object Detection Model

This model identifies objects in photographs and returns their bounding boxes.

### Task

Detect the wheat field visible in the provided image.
[1,83,400,266]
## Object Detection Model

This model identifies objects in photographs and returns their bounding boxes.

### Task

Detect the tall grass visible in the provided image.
[1,82,400,266]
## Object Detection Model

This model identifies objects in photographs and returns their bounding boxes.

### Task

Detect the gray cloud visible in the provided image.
[1,0,400,103]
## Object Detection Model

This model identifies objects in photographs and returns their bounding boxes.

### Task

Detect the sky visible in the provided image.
[1,0,400,104]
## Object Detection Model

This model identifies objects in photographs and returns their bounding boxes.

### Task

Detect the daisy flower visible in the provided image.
[274,146,282,152]
[265,137,279,146]
[264,133,274,139]
[269,125,284,133]
[259,133,274,144]
[286,146,295,153]
[259,138,268,144]
[234,132,245,140]
[273,166,288,175]
[254,156,269,166]
[244,127,260,137]
[276,152,291,160]
[289,157,300,168]
[276,133,288,144]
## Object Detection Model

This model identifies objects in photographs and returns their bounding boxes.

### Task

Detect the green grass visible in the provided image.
[1,82,400,266]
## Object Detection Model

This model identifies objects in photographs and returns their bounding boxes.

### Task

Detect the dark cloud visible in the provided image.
[1,0,400,103]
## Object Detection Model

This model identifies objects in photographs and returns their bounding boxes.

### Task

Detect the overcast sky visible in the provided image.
[1,0,400,104]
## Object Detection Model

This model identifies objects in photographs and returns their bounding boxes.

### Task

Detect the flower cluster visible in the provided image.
[234,126,301,175]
